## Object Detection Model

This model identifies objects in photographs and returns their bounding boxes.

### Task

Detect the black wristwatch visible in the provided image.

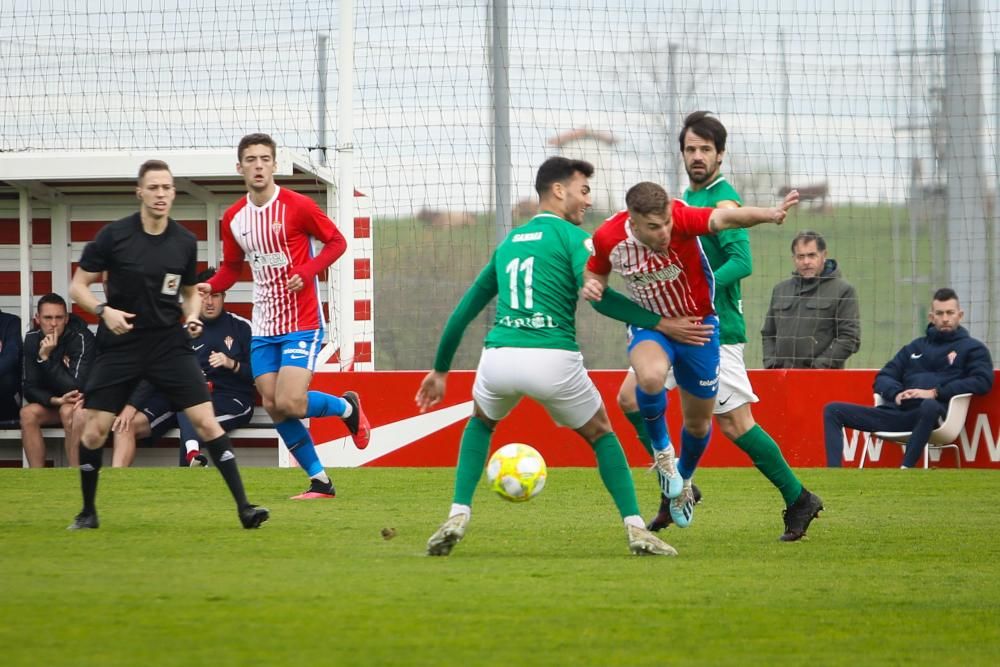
[95,303,107,318]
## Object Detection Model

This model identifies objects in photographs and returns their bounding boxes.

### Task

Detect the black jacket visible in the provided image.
[874,324,994,409]
[22,314,96,406]
[0,309,21,420]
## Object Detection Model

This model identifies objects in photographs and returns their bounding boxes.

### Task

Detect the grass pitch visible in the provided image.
[1,466,998,666]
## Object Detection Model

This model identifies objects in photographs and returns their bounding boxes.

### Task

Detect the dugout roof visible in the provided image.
[0,149,337,327]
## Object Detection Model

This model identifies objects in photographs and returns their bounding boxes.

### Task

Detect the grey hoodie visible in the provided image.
[761,258,860,369]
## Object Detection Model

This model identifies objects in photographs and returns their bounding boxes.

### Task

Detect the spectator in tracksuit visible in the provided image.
[0,308,22,425]
[822,288,993,467]
[112,268,254,466]
[21,293,96,467]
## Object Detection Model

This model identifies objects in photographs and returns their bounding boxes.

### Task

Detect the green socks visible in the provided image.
[451,416,494,506]
[734,425,802,507]
[624,410,655,458]
[588,432,641,518]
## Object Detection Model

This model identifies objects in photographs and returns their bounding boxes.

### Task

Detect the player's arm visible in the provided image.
[708,190,799,233]
[416,259,499,412]
[709,201,753,287]
[289,199,348,291]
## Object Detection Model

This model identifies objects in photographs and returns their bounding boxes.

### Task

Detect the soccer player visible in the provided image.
[201,133,369,499]
[615,112,823,541]
[68,159,268,530]
[583,181,799,531]
[417,156,677,557]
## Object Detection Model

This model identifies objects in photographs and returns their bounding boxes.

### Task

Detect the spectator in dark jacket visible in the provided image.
[0,308,22,425]
[761,230,860,368]
[823,288,993,467]
[21,293,96,467]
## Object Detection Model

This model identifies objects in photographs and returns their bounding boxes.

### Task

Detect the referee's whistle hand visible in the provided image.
[104,308,135,335]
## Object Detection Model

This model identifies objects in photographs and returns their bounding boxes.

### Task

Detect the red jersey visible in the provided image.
[210,186,347,336]
[587,200,717,318]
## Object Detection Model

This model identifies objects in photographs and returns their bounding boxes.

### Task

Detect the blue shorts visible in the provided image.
[250,330,325,377]
[626,315,721,399]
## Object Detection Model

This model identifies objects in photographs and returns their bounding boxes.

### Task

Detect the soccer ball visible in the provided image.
[486,443,547,502]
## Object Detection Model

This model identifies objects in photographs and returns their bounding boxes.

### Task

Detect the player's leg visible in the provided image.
[276,366,339,498]
[628,328,682,499]
[428,348,514,556]
[268,329,371,449]
[19,403,58,468]
[617,372,654,457]
[714,344,806,508]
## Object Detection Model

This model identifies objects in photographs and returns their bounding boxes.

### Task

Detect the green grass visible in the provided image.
[2,467,998,666]
[372,205,936,371]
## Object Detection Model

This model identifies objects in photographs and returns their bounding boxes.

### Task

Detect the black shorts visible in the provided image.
[85,327,211,415]
[137,392,253,445]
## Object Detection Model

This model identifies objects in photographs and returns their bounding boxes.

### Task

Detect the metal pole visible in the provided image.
[492,0,511,244]
[18,189,31,334]
[317,33,329,166]
[335,0,356,367]
[666,43,677,195]
[781,29,790,190]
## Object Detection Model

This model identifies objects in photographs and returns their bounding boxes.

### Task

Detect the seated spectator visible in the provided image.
[20,293,95,467]
[112,268,254,467]
[0,307,22,426]
[822,288,993,467]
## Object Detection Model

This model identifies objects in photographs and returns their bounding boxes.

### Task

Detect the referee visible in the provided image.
[67,159,268,530]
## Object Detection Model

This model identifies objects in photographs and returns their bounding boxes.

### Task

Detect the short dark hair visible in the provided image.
[791,230,827,253]
[138,159,172,183]
[238,133,277,161]
[932,287,959,304]
[625,181,670,216]
[534,156,594,196]
[679,111,727,153]
[36,293,67,312]
[196,267,217,284]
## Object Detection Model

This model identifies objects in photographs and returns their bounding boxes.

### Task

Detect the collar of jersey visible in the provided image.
[245,185,281,211]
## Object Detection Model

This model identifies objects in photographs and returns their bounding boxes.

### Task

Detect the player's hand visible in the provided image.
[195,282,213,298]
[208,351,232,369]
[286,271,305,293]
[771,189,800,224]
[103,307,136,335]
[38,333,57,361]
[186,319,204,337]
[112,405,138,433]
[60,390,83,406]
[655,316,714,345]
[415,371,447,413]
[581,278,605,302]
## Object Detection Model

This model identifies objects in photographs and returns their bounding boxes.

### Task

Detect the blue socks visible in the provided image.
[275,418,324,477]
[306,391,348,418]
[678,427,711,479]
[635,386,670,451]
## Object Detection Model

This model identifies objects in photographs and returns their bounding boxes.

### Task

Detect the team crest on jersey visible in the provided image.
[224,336,234,350]
[272,219,284,233]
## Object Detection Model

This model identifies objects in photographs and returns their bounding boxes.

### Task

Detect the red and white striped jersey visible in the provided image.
[587,201,717,318]
[213,186,346,336]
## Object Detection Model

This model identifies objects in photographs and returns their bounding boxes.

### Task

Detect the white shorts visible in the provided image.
[472,347,603,430]
[661,343,758,414]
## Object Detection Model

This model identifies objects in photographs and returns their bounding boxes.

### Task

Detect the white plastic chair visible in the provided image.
[858,393,973,469]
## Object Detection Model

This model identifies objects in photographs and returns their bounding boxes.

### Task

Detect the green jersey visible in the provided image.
[482,212,591,350]
[682,176,750,344]
[432,212,592,372]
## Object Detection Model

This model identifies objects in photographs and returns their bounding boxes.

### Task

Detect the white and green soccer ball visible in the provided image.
[486,443,547,502]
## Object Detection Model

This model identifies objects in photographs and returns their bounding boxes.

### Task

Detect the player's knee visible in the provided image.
[684,417,712,439]
[616,385,637,412]
[633,370,665,395]
[273,395,306,420]
[81,423,108,449]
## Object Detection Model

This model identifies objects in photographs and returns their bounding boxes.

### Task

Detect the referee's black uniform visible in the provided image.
[80,212,210,413]
[72,212,267,530]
